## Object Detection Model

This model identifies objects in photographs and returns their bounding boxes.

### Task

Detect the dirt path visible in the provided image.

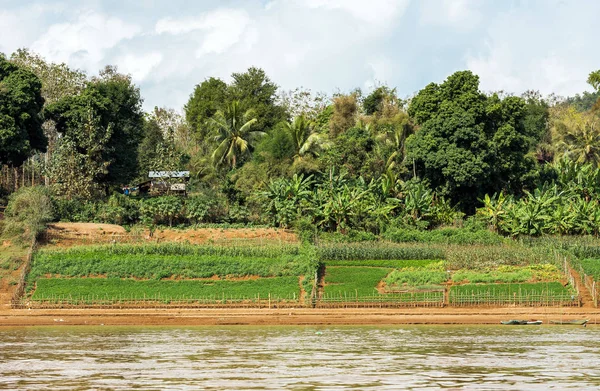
[569,265,594,307]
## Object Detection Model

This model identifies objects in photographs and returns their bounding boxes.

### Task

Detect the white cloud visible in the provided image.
[116,52,163,82]
[155,9,256,57]
[31,10,141,73]
[300,0,410,25]
[0,3,65,54]
[466,2,600,97]
[420,0,482,30]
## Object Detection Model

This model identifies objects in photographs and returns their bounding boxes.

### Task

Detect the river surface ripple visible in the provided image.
[1,325,599,390]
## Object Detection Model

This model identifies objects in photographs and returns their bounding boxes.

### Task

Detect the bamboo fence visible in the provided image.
[316,291,445,308]
[449,289,579,307]
[13,292,302,309]
[10,238,36,304]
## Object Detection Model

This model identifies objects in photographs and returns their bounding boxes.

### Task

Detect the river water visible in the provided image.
[1,325,599,390]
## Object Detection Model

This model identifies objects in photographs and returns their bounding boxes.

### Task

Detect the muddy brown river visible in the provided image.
[1,325,599,390]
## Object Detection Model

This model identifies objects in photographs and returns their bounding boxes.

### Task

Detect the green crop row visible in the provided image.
[323,259,441,268]
[37,243,302,258]
[317,243,444,261]
[382,228,505,245]
[31,277,301,301]
[30,253,314,280]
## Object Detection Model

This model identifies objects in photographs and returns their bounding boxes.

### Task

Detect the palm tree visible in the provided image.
[552,106,600,166]
[210,100,263,168]
[280,115,329,162]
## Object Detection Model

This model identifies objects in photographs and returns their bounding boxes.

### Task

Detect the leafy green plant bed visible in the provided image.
[31,277,301,302]
[451,264,563,284]
[323,266,391,296]
[385,264,448,289]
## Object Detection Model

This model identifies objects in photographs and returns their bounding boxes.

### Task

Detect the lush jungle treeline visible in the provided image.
[1,49,600,239]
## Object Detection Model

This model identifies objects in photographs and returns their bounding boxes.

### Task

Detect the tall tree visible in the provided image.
[329,93,358,138]
[228,67,287,133]
[46,107,112,199]
[551,105,600,166]
[211,100,263,168]
[589,70,600,91]
[184,77,228,141]
[45,66,144,189]
[10,49,86,105]
[405,70,536,212]
[0,53,46,166]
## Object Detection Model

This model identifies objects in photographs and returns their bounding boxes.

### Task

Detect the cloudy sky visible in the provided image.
[1,0,598,111]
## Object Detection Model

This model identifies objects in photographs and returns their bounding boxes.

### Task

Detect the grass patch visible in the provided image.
[324,267,391,296]
[32,277,300,301]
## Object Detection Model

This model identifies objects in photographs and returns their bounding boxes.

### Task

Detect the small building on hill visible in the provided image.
[126,171,190,196]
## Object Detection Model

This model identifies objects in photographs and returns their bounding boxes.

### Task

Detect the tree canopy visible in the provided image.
[0,54,46,166]
[406,71,536,211]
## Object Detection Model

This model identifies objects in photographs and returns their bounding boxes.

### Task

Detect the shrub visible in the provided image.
[140,196,183,226]
[3,186,54,242]
[296,217,317,245]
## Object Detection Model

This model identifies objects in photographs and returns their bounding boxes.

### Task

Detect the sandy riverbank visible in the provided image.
[2,307,600,327]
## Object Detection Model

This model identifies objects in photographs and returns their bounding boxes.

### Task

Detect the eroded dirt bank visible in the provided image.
[2,307,600,327]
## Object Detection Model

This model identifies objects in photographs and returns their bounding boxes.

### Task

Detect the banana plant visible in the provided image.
[476,192,511,232]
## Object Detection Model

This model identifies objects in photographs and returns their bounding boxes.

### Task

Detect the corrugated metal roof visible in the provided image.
[148,171,190,178]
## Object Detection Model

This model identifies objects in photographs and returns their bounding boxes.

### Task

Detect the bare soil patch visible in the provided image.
[43,223,297,248]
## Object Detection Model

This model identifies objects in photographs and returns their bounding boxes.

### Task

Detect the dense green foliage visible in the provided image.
[406,71,539,212]
[2,49,600,244]
[44,67,144,194]
[32,277,300,301]
[0,54,46,166]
